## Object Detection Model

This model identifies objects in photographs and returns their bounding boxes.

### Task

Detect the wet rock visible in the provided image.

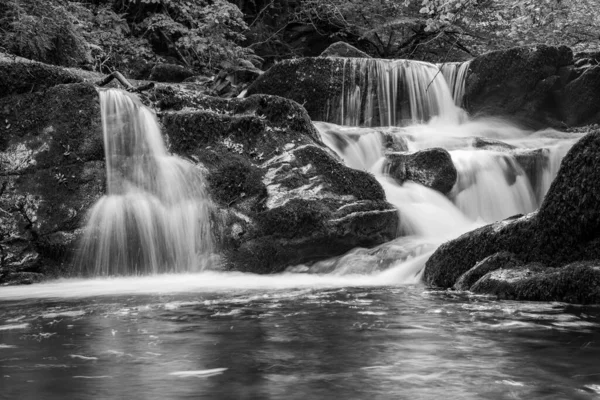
[453,251,522,291]
[385,148,457,195]
[246,57,347,122]
[320,42,371,58]
[512,148,548,191]
[464,45,573,128]
[424,129,600,303]
[0,82,105,284]
[148,63,195,83]
[470,262,600,304]
[158,86,399,273]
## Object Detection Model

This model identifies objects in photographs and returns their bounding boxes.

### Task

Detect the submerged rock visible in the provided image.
[385,148,457,195]
[424,129,600,303]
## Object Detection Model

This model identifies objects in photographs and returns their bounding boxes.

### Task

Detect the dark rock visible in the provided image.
[560,66,600,126]
[512,148,548,193]
[247,57,351,122]
[385,148,457,194]
[464,45,573,128]
[424,129,600,303]
[0,83,105,284]
[453,251,522,291]
[320,42,372,58]
[470,262,600,304]
[158,86,399,273]
[148,63,195,83]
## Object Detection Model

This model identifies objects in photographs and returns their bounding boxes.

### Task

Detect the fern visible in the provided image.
[0,0,90,67]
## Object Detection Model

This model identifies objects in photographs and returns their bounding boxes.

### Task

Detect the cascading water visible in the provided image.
[327,58,467,127]
[76,89,214,276]
[312,58,582,278]
[439,61,471,106]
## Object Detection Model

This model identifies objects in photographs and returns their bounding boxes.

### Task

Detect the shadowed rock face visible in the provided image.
[464,45,600,128]
[424,129,600,303]
[0,82,105,284]
[157,86,399,273]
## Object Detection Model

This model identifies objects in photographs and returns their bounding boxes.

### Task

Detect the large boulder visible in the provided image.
[246,57,346,122]
[155,86,400,273]
[560,66,600,126]
[464,45,574,128]
[385,148,457,195]
[423,129,600,303]
[0,82,105,284]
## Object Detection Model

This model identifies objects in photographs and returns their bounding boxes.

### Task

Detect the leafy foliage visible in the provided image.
[0,0,90,67]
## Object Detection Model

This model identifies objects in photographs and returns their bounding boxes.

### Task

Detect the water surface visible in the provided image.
[1,278,599,400]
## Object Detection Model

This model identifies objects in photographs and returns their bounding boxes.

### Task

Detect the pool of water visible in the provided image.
[1,278,599,399]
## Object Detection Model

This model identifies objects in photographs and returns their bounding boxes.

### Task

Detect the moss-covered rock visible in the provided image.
[424,129,600,303]
[0,59,84,98]
[158,86,399,273]
[385,148,457,195]
[0,83,105,283]
[453,251,521,291]
[464,45,573,128]
[246,57,347,122]
[470,262,600,304]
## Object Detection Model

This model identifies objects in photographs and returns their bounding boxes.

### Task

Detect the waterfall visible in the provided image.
[450,150,537,222]
[328,58,465,127]
[76,89,214,276]
[439,61,471,106]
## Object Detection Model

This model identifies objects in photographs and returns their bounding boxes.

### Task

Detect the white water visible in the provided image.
[0,59,583,299]
[327,58,467,127]
[76,89,214,276]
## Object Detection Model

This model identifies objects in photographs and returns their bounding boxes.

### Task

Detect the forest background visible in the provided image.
[1,0,598,78]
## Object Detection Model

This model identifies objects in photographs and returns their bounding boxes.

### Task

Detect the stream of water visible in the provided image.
[1,59,596,399]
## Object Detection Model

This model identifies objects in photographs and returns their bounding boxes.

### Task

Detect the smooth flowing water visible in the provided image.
[1,60,595,399]
[1,281,599,400]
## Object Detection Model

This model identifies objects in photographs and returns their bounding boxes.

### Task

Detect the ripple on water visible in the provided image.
[0,323,29,331]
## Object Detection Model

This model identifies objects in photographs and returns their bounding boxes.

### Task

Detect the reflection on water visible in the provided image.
[1,285,599,400]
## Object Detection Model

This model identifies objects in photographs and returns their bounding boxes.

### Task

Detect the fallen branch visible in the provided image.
[95,71,154,93]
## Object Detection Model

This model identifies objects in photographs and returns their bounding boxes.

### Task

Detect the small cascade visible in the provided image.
[439,61,471,106]
[450,150,537,222]
[77,89,214,276]
[328,58,464,127]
